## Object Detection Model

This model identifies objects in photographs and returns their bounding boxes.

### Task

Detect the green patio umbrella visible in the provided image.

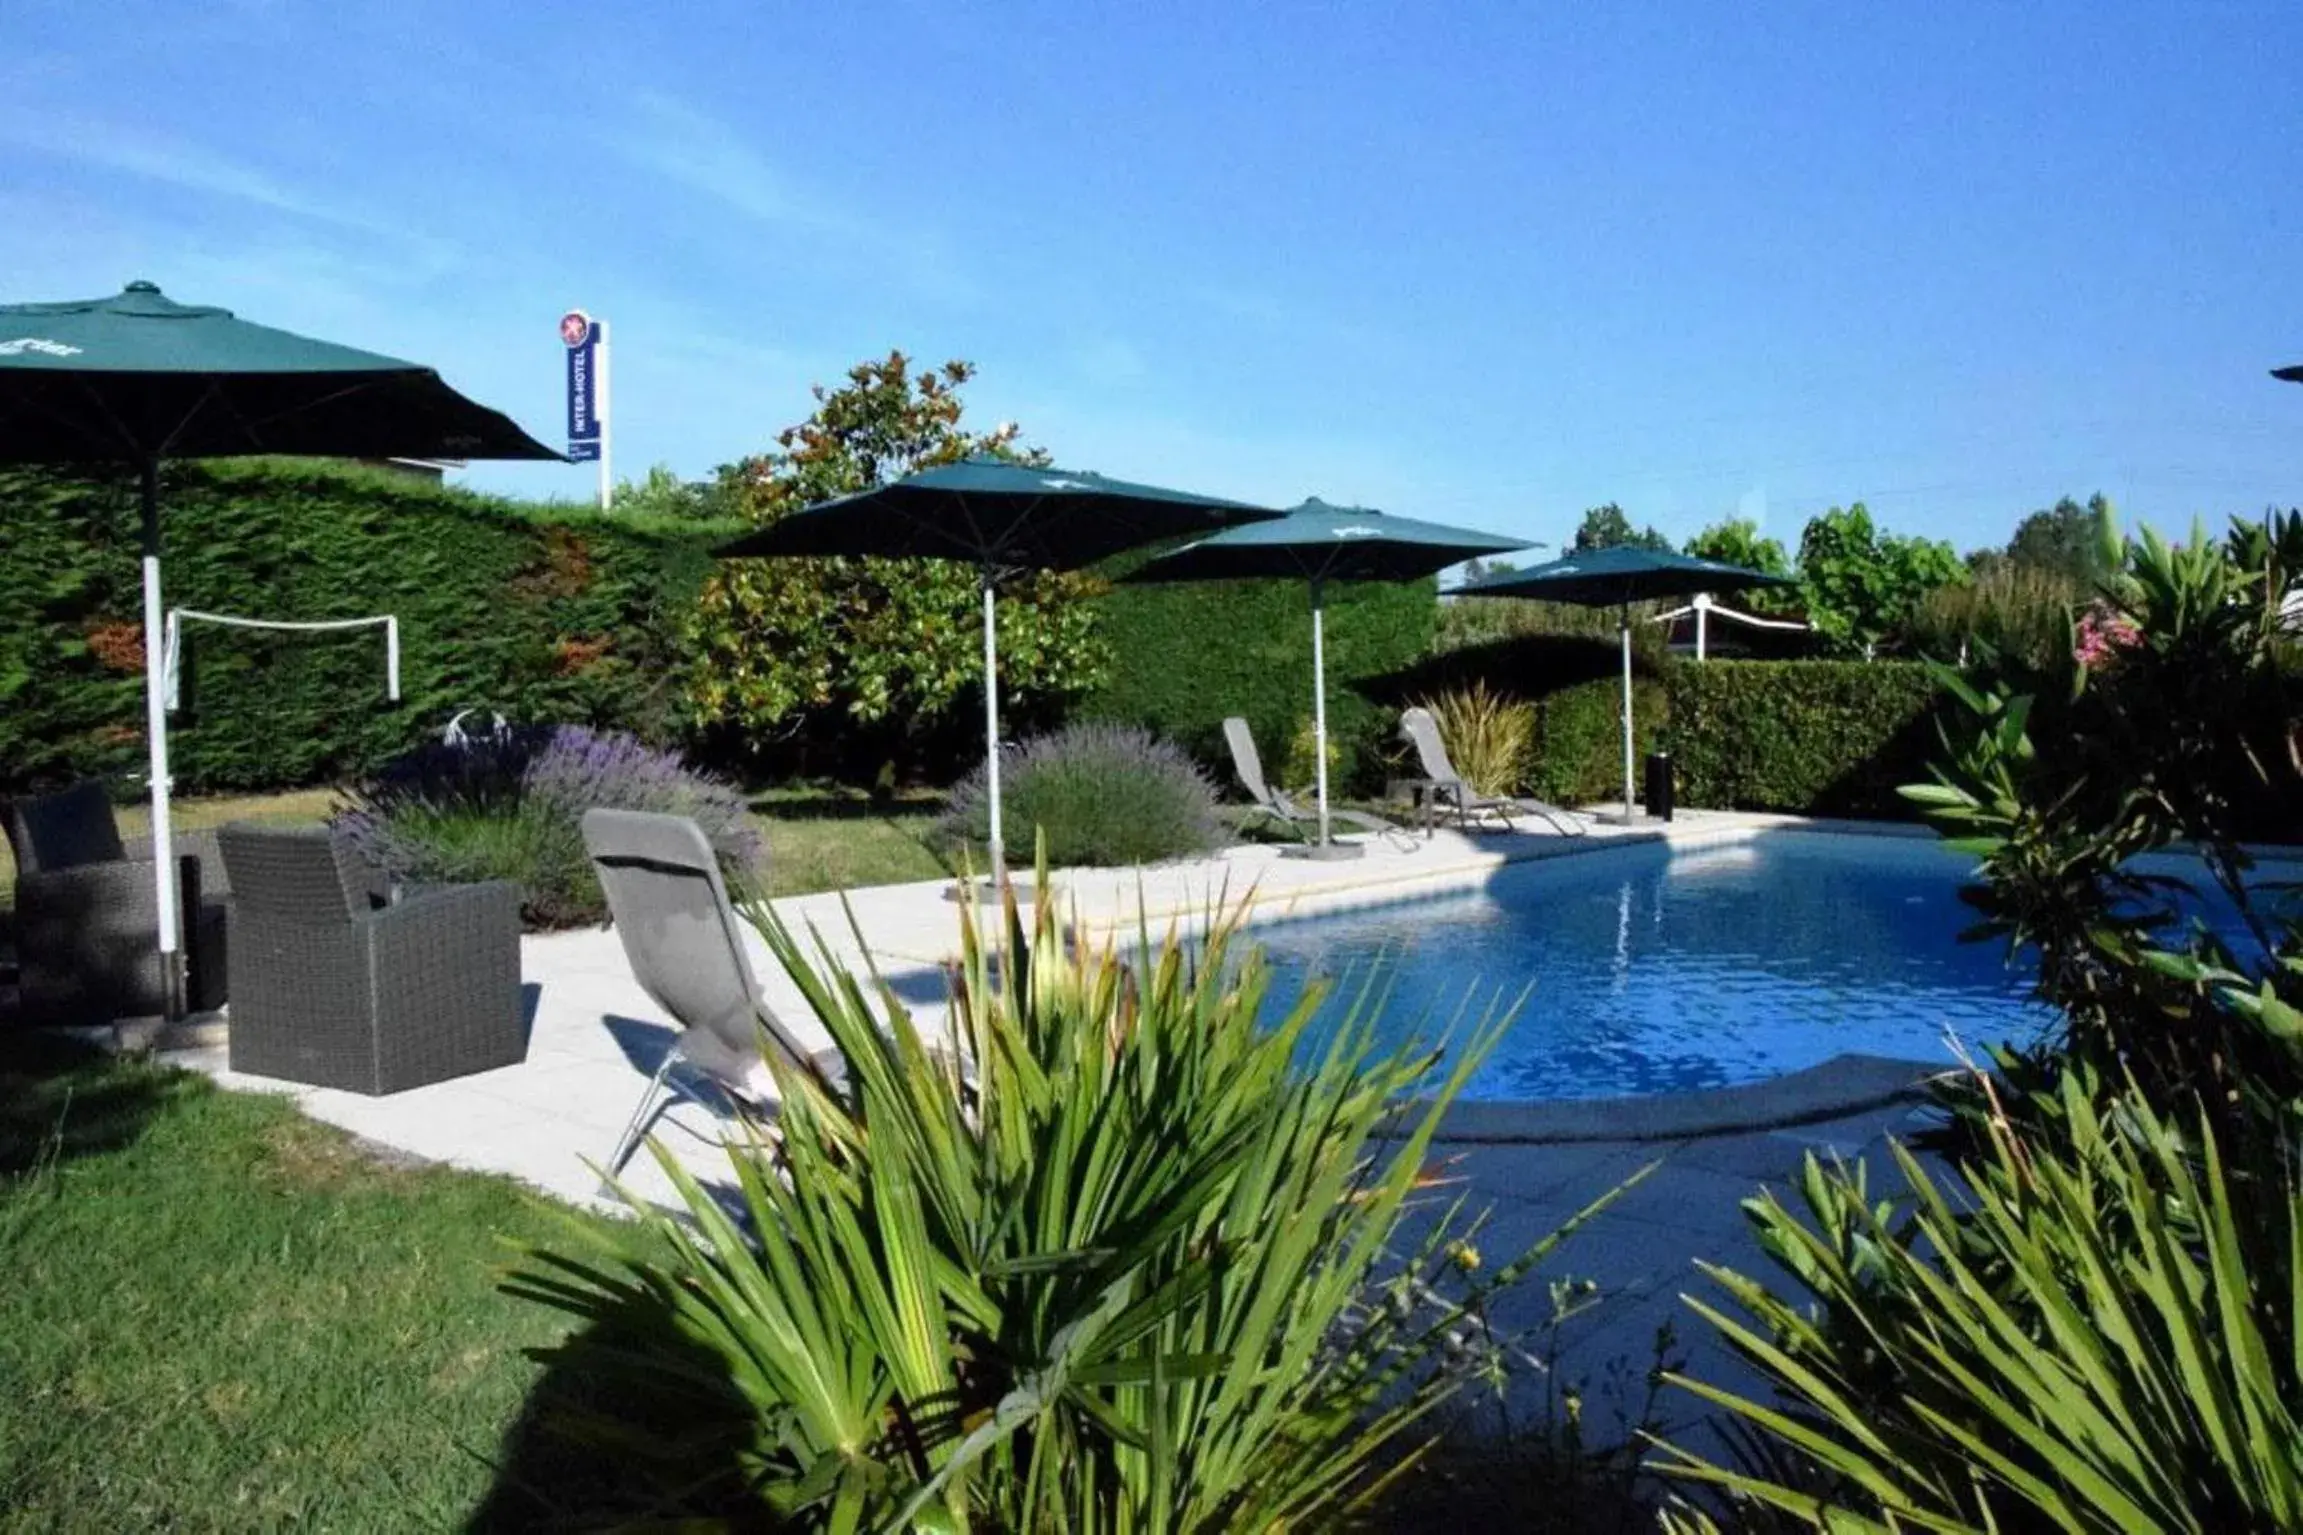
[1457,545,1792,823]
[716,456,1279,881]
[0,280,559,1015]
[1124,498,1528,857]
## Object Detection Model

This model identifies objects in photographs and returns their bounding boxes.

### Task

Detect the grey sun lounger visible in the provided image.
[582,808,842,1179]
[1398,706,1589,836]
[1222,717,1414,849]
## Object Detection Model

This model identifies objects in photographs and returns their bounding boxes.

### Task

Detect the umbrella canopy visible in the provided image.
[1122,496,1524,586]
[715,456,1281,882]
[0,281,559,462]
[1453,543,1791,607]
[1457,545,1793,823]
[1125,499,1528,854]
[714,454,1279,570]
[0,280,559,1018]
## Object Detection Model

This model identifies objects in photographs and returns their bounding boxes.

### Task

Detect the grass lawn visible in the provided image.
[746,784,955,895]
[0,1033,598,1530]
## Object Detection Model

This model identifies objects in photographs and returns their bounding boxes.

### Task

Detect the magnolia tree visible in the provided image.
[685,354,1108,773]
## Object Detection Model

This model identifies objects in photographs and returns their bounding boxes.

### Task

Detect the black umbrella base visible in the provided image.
[1282,840,1366,861]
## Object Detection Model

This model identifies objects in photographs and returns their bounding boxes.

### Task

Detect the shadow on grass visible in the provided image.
[466,1311,767,1530]
[0,1029,185,1179]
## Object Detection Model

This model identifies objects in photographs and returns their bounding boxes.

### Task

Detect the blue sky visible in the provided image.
[5,1,2298,554]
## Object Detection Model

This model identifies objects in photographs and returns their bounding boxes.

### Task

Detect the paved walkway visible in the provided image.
[159,808,1946,1435]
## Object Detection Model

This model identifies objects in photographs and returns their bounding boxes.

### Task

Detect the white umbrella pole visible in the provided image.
[138,460,183,1017]
[1311,581,1332,848]
[980,570,1005,886]
[1619,603,1636,823]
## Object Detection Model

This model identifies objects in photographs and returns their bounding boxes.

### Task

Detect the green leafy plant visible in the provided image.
[1654,1073,2303,1534]
[1413,682,1534,796]
[506,866,1611,1530]
[935,722,1225,867]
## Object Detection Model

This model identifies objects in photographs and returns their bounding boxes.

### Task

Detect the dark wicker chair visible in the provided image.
[3,781,230,1023]
[217,823,525,1093]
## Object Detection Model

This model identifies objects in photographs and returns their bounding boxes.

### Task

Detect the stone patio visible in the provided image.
[155,808,1950,1435]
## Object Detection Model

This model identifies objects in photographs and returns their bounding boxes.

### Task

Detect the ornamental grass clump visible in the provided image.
[334,722,759,928]
[504,865,1609,1531]
[1414,681,1534,797]
[937,722,1224,867]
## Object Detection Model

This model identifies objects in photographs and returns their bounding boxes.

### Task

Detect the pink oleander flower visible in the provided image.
[2074,604,2142,669]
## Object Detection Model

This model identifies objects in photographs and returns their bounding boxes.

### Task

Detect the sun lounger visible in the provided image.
[1398,707,1588,836]
[1222,717,1412,849]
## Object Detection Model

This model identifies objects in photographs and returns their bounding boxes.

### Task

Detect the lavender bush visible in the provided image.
[936,722,1224,868]
[335,724,761,929]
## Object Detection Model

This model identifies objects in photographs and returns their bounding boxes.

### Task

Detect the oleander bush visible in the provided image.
[506,869,1609,1530]
[0,460,727,797]
[936,722,1225,867]
[333,723,761,929]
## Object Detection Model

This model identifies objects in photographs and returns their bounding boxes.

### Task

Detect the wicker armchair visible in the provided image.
[3,781,230,1023]
[217,823,525,1093]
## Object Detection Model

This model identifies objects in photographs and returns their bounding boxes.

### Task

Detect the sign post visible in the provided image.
[560,309,610,510]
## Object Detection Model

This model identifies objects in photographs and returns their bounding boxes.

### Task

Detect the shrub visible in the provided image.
[1082,560,1436,794]
[506,870,1606,1529]
[936,722,1224,867]
[0,460,727,797]
[1668,660,1942,817]
[334,723,760,929]
[1413,681,1533,795]
[1656,1076,2303,1533]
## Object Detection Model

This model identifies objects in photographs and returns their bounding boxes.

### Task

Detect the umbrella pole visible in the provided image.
[138,459,184,1018]
[980,569,1005,888]
[1312,580,1331,848]
[1619,603,1636,824]
[1287,579,1361,861]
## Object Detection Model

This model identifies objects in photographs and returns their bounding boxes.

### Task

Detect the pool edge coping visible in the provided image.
[1407,1052,1955,1145]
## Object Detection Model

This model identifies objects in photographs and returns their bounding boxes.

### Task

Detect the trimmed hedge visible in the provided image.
[1669,660,1945,817]
[1080,567,1437,792]
[0,461,730,796]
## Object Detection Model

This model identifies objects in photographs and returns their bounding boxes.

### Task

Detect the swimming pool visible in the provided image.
[1254,832,2057,1102]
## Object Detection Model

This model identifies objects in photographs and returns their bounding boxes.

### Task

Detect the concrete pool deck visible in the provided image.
[150,808,1957,1437]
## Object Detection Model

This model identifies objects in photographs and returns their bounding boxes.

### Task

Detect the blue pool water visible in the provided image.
[1256,833,2059,1102]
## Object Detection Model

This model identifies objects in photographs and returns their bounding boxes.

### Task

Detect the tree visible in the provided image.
[1685,517,1795,615]
[2003,493,2116,584]
[685,354,1107,776]
[613,463,745,522]
[1795,502,1967,658]
[1571,502,1672,554]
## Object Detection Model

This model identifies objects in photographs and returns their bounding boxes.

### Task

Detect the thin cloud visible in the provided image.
[0,107,458,272]
[608,93,863,237]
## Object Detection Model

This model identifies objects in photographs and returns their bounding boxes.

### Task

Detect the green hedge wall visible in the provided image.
[0,461,729,797]
[1669,660,1945,816]
[1079,568,1438,792]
